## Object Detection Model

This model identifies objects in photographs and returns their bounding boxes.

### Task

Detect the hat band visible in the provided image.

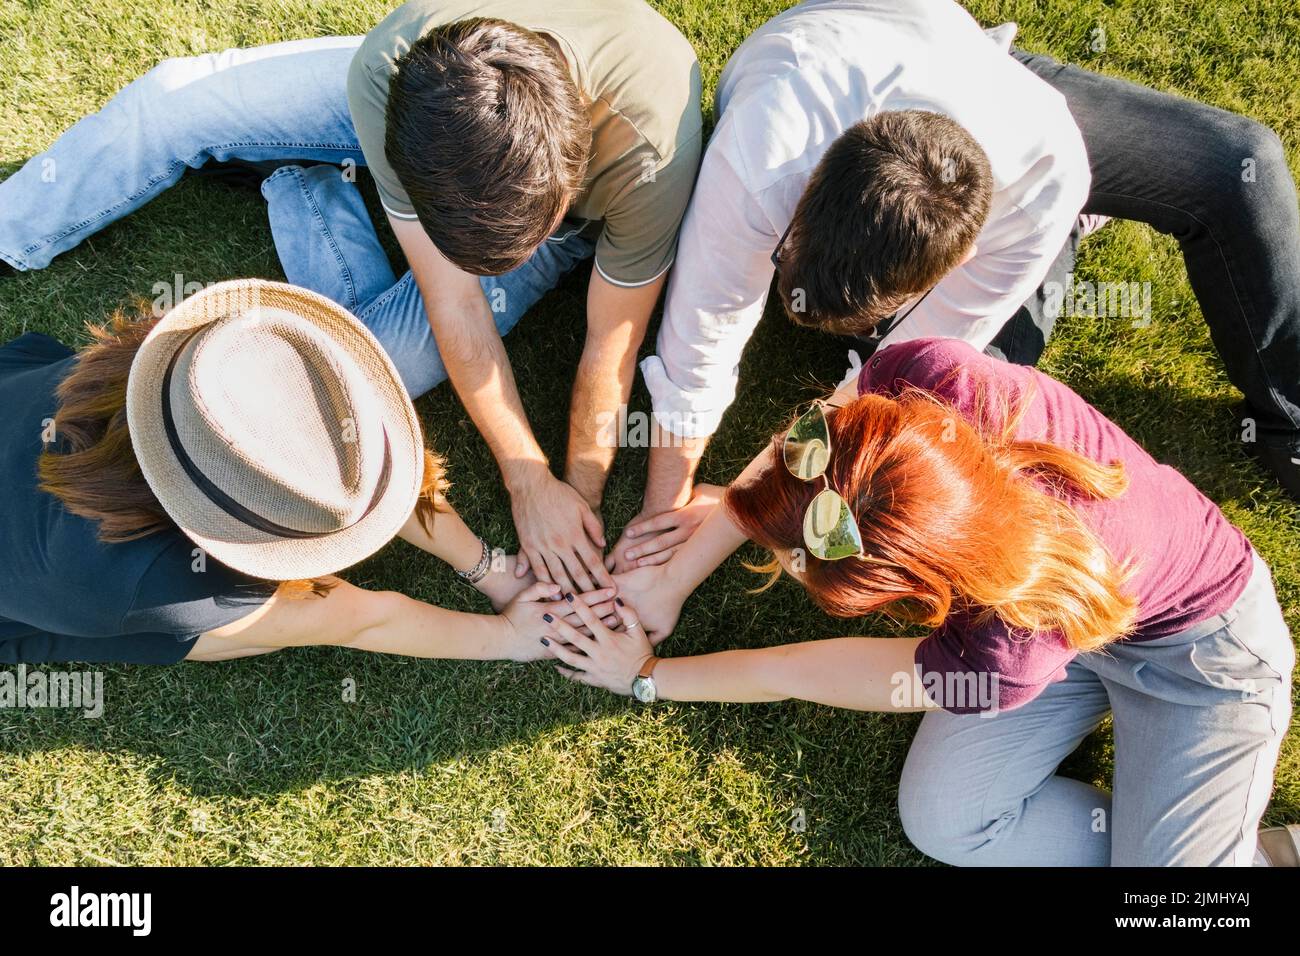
[160,328,394,542]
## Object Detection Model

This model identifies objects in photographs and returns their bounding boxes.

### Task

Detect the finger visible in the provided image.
[612,597,645,635]
[626,510,681,538]
[545,611,599,654]
[555,665,599,687]
[604,549,618,573]
[561,588,610,638]
[575,540,616,591]
[541,635,589,668]
[547,602,598,634]
[577,587,616,607]
[527,549,554,586]
[517,579,563,603]
[580,505,606,549]
[515,552,531,579]
[635,546,678,568]
[625,524,690,561]
[542,551,577,594]
[559,550,596,594]
[585,598,617,620]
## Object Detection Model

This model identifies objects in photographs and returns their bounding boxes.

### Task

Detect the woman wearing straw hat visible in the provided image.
[0,279,611,664]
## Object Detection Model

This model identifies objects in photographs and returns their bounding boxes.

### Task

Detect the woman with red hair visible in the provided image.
[547,337,1297,866]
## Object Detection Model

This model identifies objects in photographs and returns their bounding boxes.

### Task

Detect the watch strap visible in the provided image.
[638,656,661,680]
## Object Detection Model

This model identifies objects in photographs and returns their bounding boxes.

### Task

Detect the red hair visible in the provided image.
[724,389,1137,652]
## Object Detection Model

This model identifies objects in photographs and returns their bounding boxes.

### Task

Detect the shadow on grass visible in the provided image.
[1,172,1295,861]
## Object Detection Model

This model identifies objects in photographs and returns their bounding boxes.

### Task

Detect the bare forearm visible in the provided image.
[569,272,664,507]
[654,637,926,711]
[437,312,548,493]
[391,215,547,495]
[398,504,482,570]
[641,429,707,513]
[346,591,520,660]
[566,344,636,508]
[660,502,748,594]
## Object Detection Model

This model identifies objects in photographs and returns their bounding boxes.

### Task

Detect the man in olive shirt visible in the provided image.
[346,1,703,593]
[0,0,703,593]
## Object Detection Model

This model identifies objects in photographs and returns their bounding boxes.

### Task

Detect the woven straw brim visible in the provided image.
[125,279,423,581]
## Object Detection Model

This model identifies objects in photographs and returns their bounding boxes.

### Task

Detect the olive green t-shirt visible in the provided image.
[347,0,703,286]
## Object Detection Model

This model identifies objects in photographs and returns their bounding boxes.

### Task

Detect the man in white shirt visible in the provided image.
[609,0,1300,569]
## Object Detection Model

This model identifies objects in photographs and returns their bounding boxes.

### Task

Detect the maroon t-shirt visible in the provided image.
[858,338,1253,714]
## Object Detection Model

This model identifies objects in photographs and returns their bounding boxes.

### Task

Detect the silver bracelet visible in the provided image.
[455,537,492,585]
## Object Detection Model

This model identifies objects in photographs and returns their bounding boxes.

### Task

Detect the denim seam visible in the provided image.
[272,166,357,309]
[21,160,187,255]
[357,273,412,325]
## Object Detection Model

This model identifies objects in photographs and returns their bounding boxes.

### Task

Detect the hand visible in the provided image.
[473,553,535,612]
[605,484,725,573]
[501,582,617,660]
[542,595,655,696]
[610,564,687,646]
[511,472,614,594]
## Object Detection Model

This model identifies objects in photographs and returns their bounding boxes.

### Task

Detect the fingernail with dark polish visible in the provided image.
[615,597,625,607]
[565,593,574,603]
[543,613,554,623]
[540,638,550,646]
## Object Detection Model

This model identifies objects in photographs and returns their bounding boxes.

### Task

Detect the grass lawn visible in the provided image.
[0,0,1297,865]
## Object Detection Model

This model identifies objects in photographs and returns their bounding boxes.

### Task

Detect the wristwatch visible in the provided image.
[631,656,661,704]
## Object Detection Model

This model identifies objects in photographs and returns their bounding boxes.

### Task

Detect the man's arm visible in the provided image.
[388,216,610,592]
[565,270,665,508]
[610,131,778,567]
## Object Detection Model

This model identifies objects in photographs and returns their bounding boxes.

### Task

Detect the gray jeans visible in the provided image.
[899,550,1294,865]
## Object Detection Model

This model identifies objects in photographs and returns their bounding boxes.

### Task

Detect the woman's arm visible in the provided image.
[654,637,927,711]
[189,577,583,662]
[397,500,530,611]
[544,596,929,713]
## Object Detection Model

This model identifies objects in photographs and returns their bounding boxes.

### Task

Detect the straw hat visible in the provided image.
[125,279,424,580]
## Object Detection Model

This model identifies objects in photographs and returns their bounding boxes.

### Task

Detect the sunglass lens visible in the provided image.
[803,488,865,561]
[783,404,831,481]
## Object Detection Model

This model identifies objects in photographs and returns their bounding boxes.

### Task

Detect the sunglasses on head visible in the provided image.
[781,401,867,562]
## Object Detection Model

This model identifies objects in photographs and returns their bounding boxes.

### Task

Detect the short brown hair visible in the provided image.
[776,110,993,335]
[385,18,591,275]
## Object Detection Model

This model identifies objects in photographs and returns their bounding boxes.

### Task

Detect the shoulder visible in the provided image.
[123,536,272,637]
[858,338,988,396]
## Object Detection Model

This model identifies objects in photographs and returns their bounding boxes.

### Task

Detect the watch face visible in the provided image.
[632,677,656,704]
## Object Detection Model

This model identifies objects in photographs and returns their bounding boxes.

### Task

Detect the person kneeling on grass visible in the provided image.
[0,279,612,664]
[558,337,1298,866]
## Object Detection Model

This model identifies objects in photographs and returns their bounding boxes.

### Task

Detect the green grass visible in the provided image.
[0,0,1297,865]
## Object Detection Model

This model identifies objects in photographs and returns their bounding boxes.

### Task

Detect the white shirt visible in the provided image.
[640,0,1091,438]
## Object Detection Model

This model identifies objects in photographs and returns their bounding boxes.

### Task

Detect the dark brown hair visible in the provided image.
[385,18,590,275]
[776,110,993,335]
[37,306,448,578]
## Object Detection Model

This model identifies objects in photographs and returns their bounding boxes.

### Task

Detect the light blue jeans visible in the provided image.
[0,36,595,397]
[899,550,1295,866]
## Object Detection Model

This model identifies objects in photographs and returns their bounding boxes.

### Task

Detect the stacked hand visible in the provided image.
[541,593,655,695]
[501,582,620,661]
[512,472,614,594]
[606,484,725,573]
[507,478,712,655]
